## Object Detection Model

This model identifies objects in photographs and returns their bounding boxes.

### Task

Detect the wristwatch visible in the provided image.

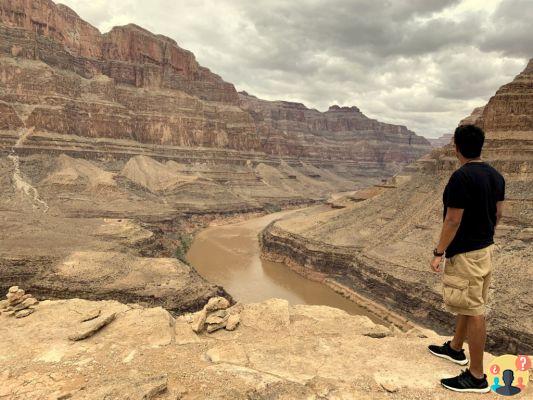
[433,248,445,257]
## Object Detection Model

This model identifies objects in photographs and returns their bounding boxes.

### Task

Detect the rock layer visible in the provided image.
[239,93,430,167]
[0,0,429,166]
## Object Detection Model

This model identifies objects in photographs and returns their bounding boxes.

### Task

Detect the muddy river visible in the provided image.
[187,209,380,319]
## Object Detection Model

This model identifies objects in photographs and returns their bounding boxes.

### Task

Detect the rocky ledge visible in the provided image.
[0,296,499,399]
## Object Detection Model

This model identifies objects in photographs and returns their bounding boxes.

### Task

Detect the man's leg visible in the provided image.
[450,314,468,351]
[466,314,486,378]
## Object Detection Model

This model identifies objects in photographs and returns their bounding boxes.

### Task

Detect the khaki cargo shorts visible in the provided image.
[442,245,494,316]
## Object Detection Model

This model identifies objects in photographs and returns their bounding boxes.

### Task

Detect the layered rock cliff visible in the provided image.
[260,59,533,355]
[0,0,430,164]
[240,92,430,166]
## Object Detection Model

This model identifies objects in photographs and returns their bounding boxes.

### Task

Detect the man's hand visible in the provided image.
[430,255,443,273]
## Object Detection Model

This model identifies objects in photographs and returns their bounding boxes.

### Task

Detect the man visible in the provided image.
[427,124,505,393]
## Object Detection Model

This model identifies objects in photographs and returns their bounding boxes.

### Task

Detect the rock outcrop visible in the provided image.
[259,59,533,355]
[0,297,497,399]
[460,106,485,126]
[0,214,231,313]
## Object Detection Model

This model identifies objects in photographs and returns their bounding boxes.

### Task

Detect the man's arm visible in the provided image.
[496,201,504,227]
[430,207,464,272]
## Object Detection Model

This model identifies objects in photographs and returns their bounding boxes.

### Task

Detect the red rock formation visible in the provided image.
[0,0,239,103]
[0,0,430,167]
[0,101,23,130]
[473,59,532,172]
[477,59,532,133]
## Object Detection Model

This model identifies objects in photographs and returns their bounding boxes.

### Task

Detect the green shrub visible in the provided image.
[175,233,193,263]
[264,203,282,213]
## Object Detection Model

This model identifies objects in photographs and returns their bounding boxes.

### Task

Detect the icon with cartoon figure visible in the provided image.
[487,355,530,397]
[495,370,521,396]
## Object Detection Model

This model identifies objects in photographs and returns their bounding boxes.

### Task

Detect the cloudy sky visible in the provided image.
[60,0,531,138]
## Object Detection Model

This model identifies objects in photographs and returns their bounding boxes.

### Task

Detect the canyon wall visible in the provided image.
[239,92,430,164]
[0,0,430,165]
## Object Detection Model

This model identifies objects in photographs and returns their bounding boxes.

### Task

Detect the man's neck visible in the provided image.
[460,157,482,166]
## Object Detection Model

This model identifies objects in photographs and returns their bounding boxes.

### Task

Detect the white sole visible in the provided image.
[428,348,469,365]
[441,382,490,393]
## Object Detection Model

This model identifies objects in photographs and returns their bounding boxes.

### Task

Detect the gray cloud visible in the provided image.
[59,0,529,138]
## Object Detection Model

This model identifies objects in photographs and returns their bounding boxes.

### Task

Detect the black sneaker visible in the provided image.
[428,341,468,365]
[441,369,490,393]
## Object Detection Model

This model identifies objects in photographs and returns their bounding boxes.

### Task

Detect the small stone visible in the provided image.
[205,310,228,325]
[68,312,116,341]
[80,309,101,322]
[206,321,227,333]
[225,314,240,331]
[8,294,31,306]
[6,292,24,304]
[0,300,8,310]
[12,297,38,312]
[380,382,399,393]
[140,375,167,400]
[191,309,207,333]
[8,286,19,293]
[204,297,230,312]
[15,308,34,318]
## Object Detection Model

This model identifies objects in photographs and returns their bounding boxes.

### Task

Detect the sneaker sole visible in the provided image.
[428,348,469,366]
[441,382,490,393]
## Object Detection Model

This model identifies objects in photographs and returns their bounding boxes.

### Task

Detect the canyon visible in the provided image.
[260,59,533,355]
[0,0,430,307]
[0,1,530,398]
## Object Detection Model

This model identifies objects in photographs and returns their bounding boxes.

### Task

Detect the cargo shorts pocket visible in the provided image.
[443,274,470,308]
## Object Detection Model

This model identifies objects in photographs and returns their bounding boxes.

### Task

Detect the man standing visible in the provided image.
[427,124,505,393]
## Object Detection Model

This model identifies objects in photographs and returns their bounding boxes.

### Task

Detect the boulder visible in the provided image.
[204,297,230,312]
[225,314,240,331]
[205,309,228,325]
[191,309,207,333]
[15,308,34,318]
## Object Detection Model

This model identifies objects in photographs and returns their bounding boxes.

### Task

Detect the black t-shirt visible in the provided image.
[443,161,505,258]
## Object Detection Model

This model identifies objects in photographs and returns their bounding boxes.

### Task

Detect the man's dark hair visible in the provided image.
[454,124,485,158]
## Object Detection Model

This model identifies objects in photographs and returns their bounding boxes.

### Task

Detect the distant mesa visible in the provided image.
[428,133,453,148]
[328,105,362,113]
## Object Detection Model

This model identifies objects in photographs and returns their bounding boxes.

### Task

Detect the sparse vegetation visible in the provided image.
[264,203,282,213]
[175,233,193,263]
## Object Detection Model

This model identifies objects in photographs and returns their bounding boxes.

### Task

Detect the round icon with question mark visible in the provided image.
[487,354,530,396]
[516,355,531,371]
